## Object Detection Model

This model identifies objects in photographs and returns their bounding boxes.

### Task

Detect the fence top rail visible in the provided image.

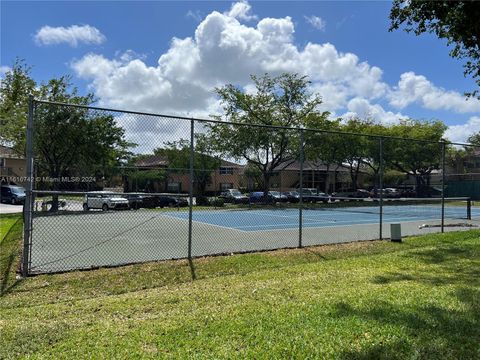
[33,98,477,147]
[31,190,190,197]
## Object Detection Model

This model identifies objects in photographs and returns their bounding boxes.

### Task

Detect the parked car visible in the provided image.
[297,188,329,203]
[268,191,288,203]
[282,191,300,203]
[83,191,130,211]
[124,193,157,209]
[332,189,370,200]
[155,195,188,208]
[249,191,276,204]
[399,188,416,198]
[1,185,26,205]
[218,189,249,204]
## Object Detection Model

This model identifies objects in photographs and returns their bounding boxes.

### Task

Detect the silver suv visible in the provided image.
[83,191,129,211]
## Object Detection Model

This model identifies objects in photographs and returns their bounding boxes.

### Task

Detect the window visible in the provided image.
[0,158,5,167]
[220,183,233,191]
[219,167,234,175]
[167,182,181,192]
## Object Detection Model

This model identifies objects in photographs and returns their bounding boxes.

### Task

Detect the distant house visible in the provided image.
[0,145,27,186]
[129,155,245,194]
[129,154,367,194]
[264,160,365,193]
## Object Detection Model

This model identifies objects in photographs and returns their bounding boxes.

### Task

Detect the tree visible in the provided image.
[32,76,132,210]
[303,114,342,193]
[467,132,480,146]
[356,121,391,195]
[386,120,447,196]
[0,58,36,154]
[389,1,480,98]
[160,134,221,196]
[207,73,326,194]
[335,118,374,191]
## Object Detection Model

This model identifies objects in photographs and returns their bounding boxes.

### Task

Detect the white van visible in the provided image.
[83,191,129,211]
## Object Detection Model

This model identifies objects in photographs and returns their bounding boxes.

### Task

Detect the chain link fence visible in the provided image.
[19,99,480,275]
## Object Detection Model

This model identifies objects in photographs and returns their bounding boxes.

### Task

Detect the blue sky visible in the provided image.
[1,1,480,143]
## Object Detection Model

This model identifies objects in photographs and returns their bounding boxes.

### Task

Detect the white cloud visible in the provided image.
[389,72,480,113]
[225,0,257,21]
[69,1,478,152]
[0,66,11,78]
[186,10,203,22]
[304,15,326,31]
[34,25,106,47]
[73,7,388,117]
[343,98,407,125]
[445,116,480,144]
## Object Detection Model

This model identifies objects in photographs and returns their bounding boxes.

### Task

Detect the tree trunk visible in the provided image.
[324,164,331,193]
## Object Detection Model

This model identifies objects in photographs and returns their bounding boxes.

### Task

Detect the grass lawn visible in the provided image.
[0,214,479,359]
[0,213,22,240]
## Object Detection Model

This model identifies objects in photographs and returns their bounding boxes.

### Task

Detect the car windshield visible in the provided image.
[269,191,280,196]
[290,191,299,196]
[230,190,242,196]
[10,187,25,195]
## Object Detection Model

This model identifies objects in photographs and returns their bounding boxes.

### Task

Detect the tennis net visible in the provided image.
[304,197,473,220]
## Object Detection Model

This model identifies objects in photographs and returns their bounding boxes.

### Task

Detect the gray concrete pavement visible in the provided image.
[0,203,23,214]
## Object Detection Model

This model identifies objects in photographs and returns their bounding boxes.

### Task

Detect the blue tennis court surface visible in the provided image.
[166,204,480,232]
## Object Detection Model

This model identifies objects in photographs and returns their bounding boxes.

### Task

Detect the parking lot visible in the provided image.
[0,203,23,214]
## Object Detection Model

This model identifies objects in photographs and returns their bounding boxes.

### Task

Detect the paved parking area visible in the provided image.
[0,203,24,214]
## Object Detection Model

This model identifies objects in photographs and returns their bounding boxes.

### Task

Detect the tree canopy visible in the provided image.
[0,59,36,154]
[389,0,480,98]
[159,134,221,196]
[0,61,132,209]
[207,73,328,193]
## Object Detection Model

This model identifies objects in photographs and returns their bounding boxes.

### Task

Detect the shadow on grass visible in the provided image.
[340,241,480,359]
[340,339,411,360]
[335,291,479,359]
[0,218,23,297]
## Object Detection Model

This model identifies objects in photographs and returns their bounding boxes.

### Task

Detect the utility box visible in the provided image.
[390,223,402,242]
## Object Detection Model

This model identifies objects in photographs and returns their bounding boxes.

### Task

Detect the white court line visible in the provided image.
[161,213,249,233]
[238,214,452,232]
[162,209,472,233]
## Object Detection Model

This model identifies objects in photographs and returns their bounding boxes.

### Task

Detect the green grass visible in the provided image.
[0,213,21,241]
[0,214,22,298]
[0,218,479,359]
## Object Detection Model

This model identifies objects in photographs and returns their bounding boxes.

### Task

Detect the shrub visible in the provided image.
[211,198,224,207]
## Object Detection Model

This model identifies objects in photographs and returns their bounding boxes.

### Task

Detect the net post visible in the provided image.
[298,129,304,248]
[188,119,196,279]
[379,137,384,240]
[22,95,35,277]
[441,139,446,233]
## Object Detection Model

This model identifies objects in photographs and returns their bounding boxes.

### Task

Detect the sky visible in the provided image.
[1,0,480,145]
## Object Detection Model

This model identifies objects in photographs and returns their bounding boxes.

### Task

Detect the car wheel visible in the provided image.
[102,204,109,211]
[11,198,16,205]
[83,203,89,211]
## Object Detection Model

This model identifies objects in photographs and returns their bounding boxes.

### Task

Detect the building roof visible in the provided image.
[219,159,244,167]
[135,155,168,168]
[0,145,25,159]
[273,160,353,173]
[134,154,243,168]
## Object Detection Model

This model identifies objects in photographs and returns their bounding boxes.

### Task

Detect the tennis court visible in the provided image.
[166,200,478,231]
[29,199,480,274]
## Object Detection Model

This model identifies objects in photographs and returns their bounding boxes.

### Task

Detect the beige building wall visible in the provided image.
[0,157,27,186]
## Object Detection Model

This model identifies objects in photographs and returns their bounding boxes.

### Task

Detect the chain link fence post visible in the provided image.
[298,129,304,248]
[188,119,196,279]
[22,95,35,277]
[441,139,446,233]
[379,137,384,240]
